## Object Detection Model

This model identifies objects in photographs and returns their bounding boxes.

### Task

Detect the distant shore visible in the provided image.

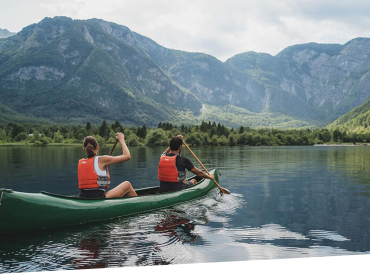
[0,142,81,147]
[313,144,366,147]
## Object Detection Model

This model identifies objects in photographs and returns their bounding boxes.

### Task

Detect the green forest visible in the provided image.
[1,120,369,147]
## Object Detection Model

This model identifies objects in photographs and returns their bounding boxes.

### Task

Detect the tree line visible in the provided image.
[0,120,368,146]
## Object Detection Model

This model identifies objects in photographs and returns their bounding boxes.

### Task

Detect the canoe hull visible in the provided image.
[0,170,219,233]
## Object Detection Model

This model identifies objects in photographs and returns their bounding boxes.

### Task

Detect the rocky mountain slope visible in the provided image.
[0,17,201,125]
[135,33,370,125]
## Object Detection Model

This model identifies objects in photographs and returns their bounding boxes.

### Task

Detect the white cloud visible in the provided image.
[1,0,370,61]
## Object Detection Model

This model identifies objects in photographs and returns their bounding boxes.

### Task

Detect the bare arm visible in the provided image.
[163,146,171,154]
[190,166,215,180]
[162,135,183,154]
[98,133,131,168]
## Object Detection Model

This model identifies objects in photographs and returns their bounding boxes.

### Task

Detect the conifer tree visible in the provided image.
[99,120,108,140]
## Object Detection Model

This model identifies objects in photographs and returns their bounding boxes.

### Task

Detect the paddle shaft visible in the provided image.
[109,139,119,156]
[182,140,230,194]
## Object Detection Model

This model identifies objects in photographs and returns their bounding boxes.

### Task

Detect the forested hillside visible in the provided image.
[327,99,370,133]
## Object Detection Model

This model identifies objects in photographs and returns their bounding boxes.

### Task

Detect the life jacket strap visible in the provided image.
[97,176,111,190]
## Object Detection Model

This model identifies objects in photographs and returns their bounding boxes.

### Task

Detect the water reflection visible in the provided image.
[72,238,107,269]
[155,215,197,242]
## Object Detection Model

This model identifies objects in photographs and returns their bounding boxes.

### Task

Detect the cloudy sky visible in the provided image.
[1,0,370,61]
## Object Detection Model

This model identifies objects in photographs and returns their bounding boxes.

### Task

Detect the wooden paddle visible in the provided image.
[109,139,119,156]
[182,140,230,194]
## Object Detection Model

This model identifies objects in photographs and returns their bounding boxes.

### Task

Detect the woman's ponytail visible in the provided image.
[83,136,98,158]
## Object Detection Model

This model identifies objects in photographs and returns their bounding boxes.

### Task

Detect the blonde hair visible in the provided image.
[83,136,98,158]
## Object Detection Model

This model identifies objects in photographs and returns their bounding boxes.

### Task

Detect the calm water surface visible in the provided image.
[1,145,370,273]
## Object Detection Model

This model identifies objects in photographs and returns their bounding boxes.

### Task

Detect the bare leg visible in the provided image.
[105,181,137,198]
[183,179,197,189]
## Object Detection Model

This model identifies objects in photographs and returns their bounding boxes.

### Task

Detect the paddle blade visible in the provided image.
[215,180,230,194]
[219,187,231,194]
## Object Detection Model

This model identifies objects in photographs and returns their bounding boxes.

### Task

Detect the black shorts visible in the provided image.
[159,180,195,193]
[79,189,106,199]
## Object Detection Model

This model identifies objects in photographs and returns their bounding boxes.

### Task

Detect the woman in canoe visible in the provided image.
[78,132,137,199]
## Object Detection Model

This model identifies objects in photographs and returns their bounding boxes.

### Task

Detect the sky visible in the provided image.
[1,0,370,61]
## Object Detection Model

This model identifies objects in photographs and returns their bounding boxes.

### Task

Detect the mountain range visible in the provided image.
[1,16,370,128]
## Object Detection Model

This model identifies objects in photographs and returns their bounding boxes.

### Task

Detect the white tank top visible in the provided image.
[94,156,107,176]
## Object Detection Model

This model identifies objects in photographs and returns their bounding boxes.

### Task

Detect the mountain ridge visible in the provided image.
[0,17,202,126]
[135,30,370,125]
[0,28,16,39]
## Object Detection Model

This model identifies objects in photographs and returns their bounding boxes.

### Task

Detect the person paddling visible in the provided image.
[158,135,215,193]
[78,132,137,199]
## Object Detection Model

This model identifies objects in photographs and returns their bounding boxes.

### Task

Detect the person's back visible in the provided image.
[78,155,110,199]
[158,135,214,192]
[158,152,194,192]
[78,133,137,199]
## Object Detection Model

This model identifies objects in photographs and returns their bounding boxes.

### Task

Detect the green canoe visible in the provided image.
[0,169,219,234]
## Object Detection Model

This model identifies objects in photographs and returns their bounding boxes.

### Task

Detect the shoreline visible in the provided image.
[313,144,365,147]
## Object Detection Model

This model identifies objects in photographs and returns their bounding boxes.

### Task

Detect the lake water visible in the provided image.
[1,145,370,273]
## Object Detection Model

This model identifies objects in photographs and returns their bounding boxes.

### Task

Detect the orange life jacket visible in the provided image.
[78,157,110,190]
[158,154,180,182]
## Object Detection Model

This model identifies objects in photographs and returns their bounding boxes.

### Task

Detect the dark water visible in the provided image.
[1,145,370,273]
